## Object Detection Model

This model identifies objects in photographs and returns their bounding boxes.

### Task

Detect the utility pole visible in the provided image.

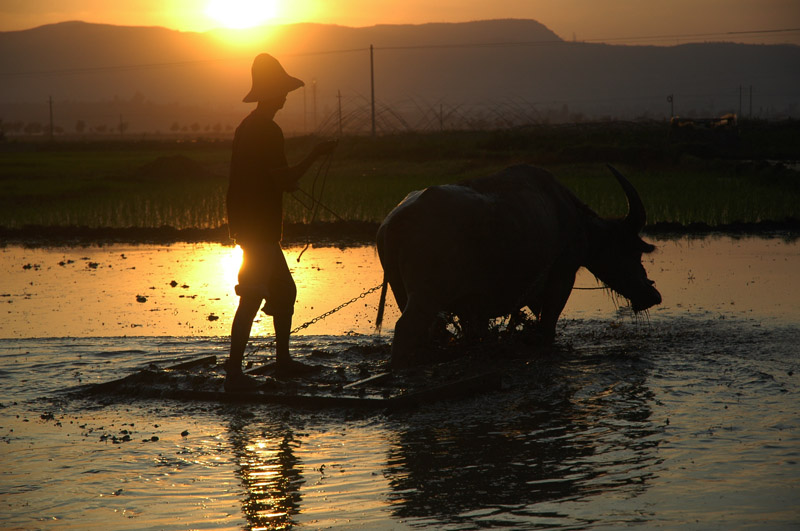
[337,89,343,136]
[312,79,317,130]
[749,85,753,118]
[48,96,54,141]
[739,85,742,118]
[370,44,376,137]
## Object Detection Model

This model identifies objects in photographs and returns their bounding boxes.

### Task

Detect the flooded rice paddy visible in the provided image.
[1,235,799,529]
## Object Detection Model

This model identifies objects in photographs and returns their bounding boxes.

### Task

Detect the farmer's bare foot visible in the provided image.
[223,364,264,392]
[224,372,263,392]
[274,359,320,378]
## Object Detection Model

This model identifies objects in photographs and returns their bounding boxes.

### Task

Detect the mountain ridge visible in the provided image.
[1,19,797,134]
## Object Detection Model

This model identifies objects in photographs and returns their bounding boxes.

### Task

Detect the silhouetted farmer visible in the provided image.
[225,53,336,391]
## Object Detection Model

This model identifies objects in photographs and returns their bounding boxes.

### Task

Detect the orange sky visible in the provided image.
[1,0,799,45]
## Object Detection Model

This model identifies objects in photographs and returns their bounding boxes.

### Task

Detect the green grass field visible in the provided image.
[1,122,798,233]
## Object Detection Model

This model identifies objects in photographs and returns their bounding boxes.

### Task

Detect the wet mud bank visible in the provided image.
[2,218,799,247]
[646,218,800,240]
[79,341,504,411]
[0,220,381,248]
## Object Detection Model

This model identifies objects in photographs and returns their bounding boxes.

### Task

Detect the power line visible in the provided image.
[1,27,798,78]
[580,27,800,45]
[0,58,231,78]
[375,28,800,51]
[0,46,368,78]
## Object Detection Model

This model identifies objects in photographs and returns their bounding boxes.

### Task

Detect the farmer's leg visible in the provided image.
[225,244,269,390]
[260,245,299,370]
[273,312,292,365]
[229,295,262,373]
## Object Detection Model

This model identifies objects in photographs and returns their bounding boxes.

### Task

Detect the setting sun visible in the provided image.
[205,0,279,29]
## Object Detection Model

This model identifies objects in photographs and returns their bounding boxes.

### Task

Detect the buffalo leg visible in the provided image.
[392,294,437,368]
[537,270,576,341]
[388,276,408,313]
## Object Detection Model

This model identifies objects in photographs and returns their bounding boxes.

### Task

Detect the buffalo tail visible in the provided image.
[375,276,388,332]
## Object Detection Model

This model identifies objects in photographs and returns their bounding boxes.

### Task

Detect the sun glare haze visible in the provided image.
[205,0,279,29]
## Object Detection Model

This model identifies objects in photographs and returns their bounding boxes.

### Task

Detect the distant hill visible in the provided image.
[1,19,798,135]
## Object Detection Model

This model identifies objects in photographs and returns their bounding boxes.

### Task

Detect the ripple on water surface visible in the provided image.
[1,236,799,528]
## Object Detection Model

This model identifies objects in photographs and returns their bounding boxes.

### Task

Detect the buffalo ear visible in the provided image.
[639,239,656,254]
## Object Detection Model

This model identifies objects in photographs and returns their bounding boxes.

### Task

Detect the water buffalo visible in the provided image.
[375,164,661,367]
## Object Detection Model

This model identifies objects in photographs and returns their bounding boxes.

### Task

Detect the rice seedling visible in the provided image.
[1,124,797,232]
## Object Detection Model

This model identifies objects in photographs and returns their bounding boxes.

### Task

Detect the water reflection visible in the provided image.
[383,343,662,527]
[0,244,397,338]
[227,418,304,530]
[6,309,793,528]
[2,235,798,339]
[4,234,798,528]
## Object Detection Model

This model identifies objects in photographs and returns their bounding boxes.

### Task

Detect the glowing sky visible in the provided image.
[1,0,799,45]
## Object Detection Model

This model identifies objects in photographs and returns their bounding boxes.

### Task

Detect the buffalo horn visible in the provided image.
[607,164,646,232]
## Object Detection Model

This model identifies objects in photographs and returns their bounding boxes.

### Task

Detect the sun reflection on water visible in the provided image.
[1,237,798,529]
[1,243,398,338]
[1,236,798,340]
[232,428,303,530]
[222,244,244,286]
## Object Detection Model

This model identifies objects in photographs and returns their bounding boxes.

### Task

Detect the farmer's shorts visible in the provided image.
[235,242,296,316]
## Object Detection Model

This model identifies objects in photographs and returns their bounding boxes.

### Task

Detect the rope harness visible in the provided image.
[248,282,384,355]
[290,282,384,334]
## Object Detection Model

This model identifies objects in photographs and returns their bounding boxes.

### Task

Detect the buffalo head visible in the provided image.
[584,166,662,313]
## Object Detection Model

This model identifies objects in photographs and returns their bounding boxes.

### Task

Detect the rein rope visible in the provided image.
[294,148,336,262]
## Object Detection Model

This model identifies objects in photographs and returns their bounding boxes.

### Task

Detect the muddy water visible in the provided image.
[1,244,395,338]
[3,236,798,338]
[1,235,799,529]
